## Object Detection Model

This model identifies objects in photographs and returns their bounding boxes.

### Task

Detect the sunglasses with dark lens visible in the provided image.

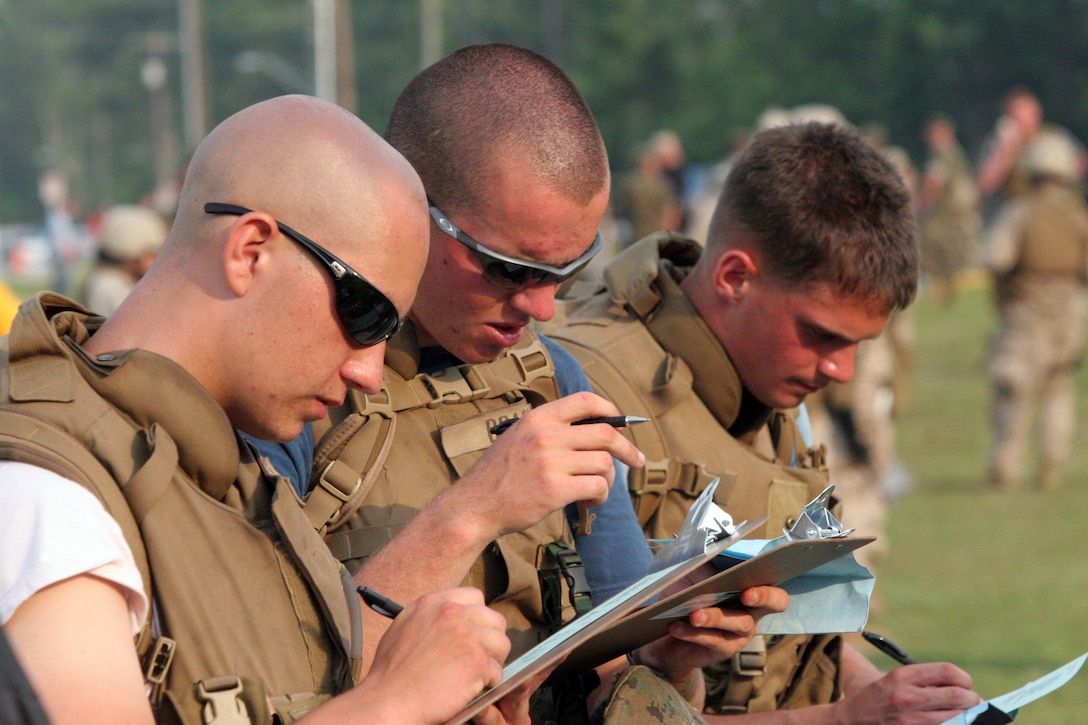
[428,204,602,290]
[204,202,402,347]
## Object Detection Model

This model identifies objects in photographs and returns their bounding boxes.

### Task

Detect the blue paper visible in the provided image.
[717,536,875,635]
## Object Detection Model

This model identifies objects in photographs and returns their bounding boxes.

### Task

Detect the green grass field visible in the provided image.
[864,278,1088,720]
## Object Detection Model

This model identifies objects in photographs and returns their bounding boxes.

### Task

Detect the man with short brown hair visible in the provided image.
[550,122,982,723]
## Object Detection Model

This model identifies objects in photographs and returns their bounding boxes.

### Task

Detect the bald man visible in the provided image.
[0,96,518,725]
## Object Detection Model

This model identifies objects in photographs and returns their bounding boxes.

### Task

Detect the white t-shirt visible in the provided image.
[0,461,148,634]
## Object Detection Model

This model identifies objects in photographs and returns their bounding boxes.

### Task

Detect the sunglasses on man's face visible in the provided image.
[204,202,402,347]
[427,203,602,290]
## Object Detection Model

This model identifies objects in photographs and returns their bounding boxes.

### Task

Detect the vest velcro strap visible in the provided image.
[325,525,398,564]
[547,542,592,616]
[196,675,250,725]
[305,459,363,530]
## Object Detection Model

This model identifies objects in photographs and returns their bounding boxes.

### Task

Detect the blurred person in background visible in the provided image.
[651,129,691,232]
[78,204,168,316]
[976,87,1086,218]
[38,170,82,297]
[918,114,982,306]
[618,136,684,247]
[984,130,1088,491]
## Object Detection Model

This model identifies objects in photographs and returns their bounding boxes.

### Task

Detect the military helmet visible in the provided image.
[1024,131,1080,182]
[99,205,168,261]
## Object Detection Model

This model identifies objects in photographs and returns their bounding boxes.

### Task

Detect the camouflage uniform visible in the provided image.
[920,140,981,301]
[985,132,1088,490]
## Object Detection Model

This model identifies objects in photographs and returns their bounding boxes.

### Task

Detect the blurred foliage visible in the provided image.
[2,0,1088,222]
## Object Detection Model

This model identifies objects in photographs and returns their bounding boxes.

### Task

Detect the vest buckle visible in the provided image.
[196,675,250,724]
[730,635,768,677]
[355,386,394,418]
[144,636,176,686]
[422,367,488,406]
[548,542,592,616]
[505,338,552,385]
[629,459,670,496]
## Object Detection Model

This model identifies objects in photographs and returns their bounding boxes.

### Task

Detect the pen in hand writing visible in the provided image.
[862,630,918,666]
[489,415,650,437]
[357,586,404,619]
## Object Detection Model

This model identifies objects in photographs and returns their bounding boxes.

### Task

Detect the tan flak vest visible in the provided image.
[1016,185,1088,278]
[548,234,844,713]
[304,324,585,658]
[0,295,359,725]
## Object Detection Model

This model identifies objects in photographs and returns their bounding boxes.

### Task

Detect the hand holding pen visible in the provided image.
[442,393,646,544]
[489,413,648,535]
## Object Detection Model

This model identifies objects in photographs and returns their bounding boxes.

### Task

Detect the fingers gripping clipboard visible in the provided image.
[549,534,874,681]
[444,517,768,724]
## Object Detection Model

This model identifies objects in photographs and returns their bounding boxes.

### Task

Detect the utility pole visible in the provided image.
[178,0,208,154]
[420,0,442,70]
[313,0,337,103]
[336,0,356,114]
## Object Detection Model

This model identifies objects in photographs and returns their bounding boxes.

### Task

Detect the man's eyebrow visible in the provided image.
[801,318,867,345]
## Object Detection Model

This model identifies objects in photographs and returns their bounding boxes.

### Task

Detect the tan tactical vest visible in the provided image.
[1016,185,1088,278]
[0,295,359,725]
[305,325,583,658]
[548,234,843,713]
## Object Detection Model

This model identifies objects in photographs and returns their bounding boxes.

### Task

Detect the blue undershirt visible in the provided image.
[246,333,653,606]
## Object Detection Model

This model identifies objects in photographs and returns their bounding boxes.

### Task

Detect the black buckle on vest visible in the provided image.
[551,543,592,615]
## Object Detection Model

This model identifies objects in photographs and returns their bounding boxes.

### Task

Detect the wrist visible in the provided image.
[629,647,699,699]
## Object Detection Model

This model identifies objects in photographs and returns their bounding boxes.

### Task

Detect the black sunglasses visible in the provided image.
[204,202,402,347]
[428,203,602,290]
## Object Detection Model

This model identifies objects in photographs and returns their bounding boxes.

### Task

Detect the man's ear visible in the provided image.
[714,249,758,302]
[222,213,276,298]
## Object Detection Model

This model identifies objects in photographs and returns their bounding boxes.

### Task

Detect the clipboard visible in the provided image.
[549,535,874,680]
[444,517,767,725]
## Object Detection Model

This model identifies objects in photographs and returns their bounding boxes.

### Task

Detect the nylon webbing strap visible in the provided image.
[546,541,592,616]
[714,634,767,714]
[306,407,397,534]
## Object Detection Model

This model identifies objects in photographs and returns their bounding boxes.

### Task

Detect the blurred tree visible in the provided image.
[1,0,1088,225]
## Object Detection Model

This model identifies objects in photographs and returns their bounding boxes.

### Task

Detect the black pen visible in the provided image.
[489,414,650,436]
[357,586,404,619]
[862,630,918,666]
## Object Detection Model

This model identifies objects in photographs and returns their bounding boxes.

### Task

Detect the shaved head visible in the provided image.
[169,95,423,273]
[87,95,430,438]
[385,43,608,217]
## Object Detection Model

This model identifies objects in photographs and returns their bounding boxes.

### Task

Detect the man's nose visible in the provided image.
[817,345,857,384]
[341,344,386,394]
[508,283,558,322]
